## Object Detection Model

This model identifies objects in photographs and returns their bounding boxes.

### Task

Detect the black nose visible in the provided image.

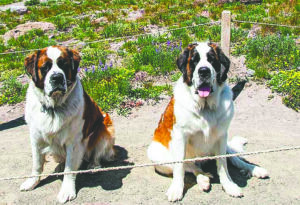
[50,73,64,85]
[198,67,211,78]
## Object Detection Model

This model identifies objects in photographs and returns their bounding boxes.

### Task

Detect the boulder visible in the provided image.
[3,22,55,43]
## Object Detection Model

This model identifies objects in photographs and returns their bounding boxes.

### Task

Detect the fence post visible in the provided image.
[221,10,231,57]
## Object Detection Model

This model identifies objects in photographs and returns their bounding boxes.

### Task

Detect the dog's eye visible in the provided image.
[57,59,69,70]
[40,62,52,75]
[192,53,200,65]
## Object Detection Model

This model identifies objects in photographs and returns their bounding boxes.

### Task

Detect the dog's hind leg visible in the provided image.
[227,145,269,179]
[147,141,174,176]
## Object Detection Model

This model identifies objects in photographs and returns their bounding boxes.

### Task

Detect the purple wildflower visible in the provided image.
[155,47,159,53]
[102,65,108,71]
[109,61,113,68]
[84,68,88,72]
[99,60,103,67]
[167,40,171,47]
[92,65,95,73]
[77,67,81,72]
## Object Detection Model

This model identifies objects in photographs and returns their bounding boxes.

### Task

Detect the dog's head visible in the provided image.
[176,42,230,98]
[25,46,81,99]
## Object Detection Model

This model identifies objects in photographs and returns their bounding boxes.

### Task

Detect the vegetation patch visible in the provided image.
[269,70,300,112]
[81,64,171,115]
[0,0,299,113]
[0,77,28,105]
[233,34,299,111]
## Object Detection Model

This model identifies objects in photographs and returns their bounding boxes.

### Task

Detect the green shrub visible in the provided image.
[269,70,300,111]
[237,35,299,78]
[0,0,22,6]
[81,63,171,114]
[81,65,134,112]
[25,0,40,6]
[131,41,181,75]
[0,77,28,105]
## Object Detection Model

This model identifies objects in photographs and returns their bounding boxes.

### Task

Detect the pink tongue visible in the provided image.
[198,87,211,98]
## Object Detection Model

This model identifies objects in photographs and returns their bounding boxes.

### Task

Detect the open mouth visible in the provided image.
[196,84,213,98]
[49,87,66,97]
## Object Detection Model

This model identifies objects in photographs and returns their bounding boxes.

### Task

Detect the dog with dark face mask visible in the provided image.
[147,42,268,202]
[20,46,115,203]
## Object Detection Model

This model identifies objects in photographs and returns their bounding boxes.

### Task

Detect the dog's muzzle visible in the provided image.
[49,73,66,96]
[195,67,213,98]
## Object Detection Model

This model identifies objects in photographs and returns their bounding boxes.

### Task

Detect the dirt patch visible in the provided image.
[0,55,300,204]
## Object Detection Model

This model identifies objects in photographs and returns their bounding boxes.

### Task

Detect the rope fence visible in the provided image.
[1,145,300,181]
[231,20,300,29]
[0,17,298,56]
[0,21,219,56]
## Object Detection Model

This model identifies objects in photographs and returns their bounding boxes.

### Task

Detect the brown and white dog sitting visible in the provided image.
[147,42,268,202]
[20,46,115,203]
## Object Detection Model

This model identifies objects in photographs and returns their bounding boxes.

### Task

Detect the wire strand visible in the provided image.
[1,145,299,181]
[0,22,219,56]
[231,20,300,28]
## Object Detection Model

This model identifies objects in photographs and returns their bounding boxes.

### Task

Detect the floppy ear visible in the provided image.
[208,43,230,84]
[24,50,40,83]
[218,48,230,83]
[70,49,81,71]
[176,44,197,86]
[67,48,81,81]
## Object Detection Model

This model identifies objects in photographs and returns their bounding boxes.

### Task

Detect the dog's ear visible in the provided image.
[24,50,40,83]
[70,49,81,71]
[67,48,81,81]
[218,48,230,83]
[176,44,197,86]
[209,43,230,84]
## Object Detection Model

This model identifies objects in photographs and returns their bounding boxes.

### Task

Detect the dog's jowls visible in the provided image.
[147,42,268,202]
[20,46,115,203]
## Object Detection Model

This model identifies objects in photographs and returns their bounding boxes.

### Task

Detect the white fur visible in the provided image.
[44,47,67,103]
[147,43,268,202]
[20,47,114,203]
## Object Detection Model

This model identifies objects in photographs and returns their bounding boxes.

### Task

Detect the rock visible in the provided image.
[3,22,55,43]
[91,17,108,24]
[193,0,206,6]
[218,0,261,4]
[8,5,28,14]
[247,24,261,38]
[0,2,27,14]
[126,9,145,21]
[201,10,210,18]
[247,69,255,77]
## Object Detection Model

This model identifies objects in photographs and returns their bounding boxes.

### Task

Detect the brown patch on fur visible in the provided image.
[153,97,176,148]
[208,43,219,60]
[82,91,115,152]
[185,44,197,85]
[25,48,49,89]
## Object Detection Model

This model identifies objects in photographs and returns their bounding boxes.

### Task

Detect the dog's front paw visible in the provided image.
[166,181,184,202]
[222,182,243,197]
[57,184,76,203]
[252,166,269,179]
[20,177,40,191]
[197,174,210,191]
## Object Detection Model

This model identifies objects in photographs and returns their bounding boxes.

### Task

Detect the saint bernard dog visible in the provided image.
[20,46,115,203]
[147,42,269,202]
